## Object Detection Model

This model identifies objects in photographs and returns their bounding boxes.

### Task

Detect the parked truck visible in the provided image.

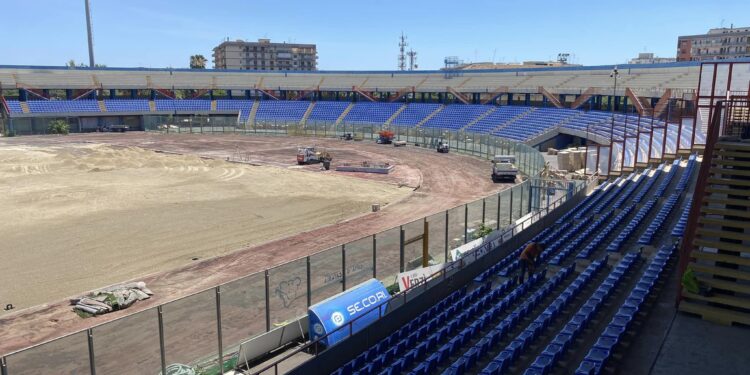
[491,155,518,182]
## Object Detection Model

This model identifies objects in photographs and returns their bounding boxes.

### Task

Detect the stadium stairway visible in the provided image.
[336,103,355,125]
[679,140,750,326]
[415,106,445,128]
[300,102,316,126]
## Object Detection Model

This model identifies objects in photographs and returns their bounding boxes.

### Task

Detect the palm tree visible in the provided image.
[189,55,207,69]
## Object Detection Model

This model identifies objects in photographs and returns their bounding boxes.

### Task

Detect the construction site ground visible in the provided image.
[0,132,513,362]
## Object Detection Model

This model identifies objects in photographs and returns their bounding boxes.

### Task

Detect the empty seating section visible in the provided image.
[343,102,403,124]
[638,193,680,245]
[155,99,211,111]
[554,185,604,225]
[674,154,697,191]
[611,169,649,209]
[421,104,492,130]
[5,100,23,113]
[631,164,664,203]
[496,223,574,278]
[493,108,578,141]
[391,103,442,127]
[550,210,615,265]
[606,199,657,253]
[104,99,150,112]
[574,245,675,375]
[592,174,634,214]
[573,178,622,220]
[528,253,639,375]
[26,99,100,113]
[216,100,254,122]
[575,204,636,260]
[255,100,310,121]
[466,106,532,133]
[653,158,681,197]
[307,101,350,122]
[671,198,692,237]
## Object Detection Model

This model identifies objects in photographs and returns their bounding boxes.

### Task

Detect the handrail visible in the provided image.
[251,180,589,374]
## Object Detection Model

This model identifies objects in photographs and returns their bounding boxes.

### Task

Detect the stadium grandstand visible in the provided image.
[0,59,749,375]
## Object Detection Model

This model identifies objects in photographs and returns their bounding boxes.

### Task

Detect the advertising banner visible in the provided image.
[397,263,448,292]
[308,278,390,347]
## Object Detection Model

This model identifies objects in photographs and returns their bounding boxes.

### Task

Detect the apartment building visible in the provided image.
[212,38,317,71]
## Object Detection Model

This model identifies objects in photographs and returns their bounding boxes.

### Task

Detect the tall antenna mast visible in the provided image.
[398,33,407,71]
[84,0,95,67]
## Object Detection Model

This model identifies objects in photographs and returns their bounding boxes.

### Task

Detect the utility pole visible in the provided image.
[407,49,418,71]
[84,0,95,67]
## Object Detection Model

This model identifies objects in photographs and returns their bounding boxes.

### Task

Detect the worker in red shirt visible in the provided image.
[518,242,544,283]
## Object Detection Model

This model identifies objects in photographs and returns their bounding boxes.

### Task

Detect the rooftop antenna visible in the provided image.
[84,0,95,67]
[407,49,418,70]
[398,33,407,71]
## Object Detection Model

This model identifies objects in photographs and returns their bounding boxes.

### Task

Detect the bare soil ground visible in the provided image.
[0,132,508,360]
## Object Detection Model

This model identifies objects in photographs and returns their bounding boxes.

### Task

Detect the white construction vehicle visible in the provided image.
[491,155,518,182]
[297,147,332,166]
[436,140,450,153]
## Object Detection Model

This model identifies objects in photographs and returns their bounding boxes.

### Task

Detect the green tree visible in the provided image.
[189,55,207,69]
[47,119,70,135]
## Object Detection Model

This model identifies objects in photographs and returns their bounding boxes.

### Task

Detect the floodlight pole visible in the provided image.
[608,66,619,176]
[85,0,95,67]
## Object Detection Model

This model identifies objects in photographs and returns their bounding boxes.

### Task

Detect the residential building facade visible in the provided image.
[212,39,317,71]
[677,27,750,61]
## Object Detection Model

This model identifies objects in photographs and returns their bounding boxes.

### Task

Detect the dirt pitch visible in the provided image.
[0,132,508,356]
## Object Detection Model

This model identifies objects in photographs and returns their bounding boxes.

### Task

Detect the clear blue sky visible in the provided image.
[3,0,748,70]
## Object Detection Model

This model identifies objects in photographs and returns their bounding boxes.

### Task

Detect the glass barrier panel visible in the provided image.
[402,219,425,272]
[162,289,219,370]
[93,308,162,375]
[484,193,499,231]
[220,272,267,352]
[446,205,466,254]
[375,226,402,287]
[499,188,512,228]
[268,257,308,327]
[310,246,344,303]
[598,146,611,176]
[6,331,89,375]
[345,235,375,288]
[651,127,665,159]
[466,199,484,242]
[665,124,679,154]
[426,211,447,264]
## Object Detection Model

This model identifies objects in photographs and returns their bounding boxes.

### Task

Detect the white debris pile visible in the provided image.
[71,282,153,316]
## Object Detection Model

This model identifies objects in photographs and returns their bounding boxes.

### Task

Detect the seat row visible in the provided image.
[442,267,574,375]
[631,163,664,204]
[653,158,682,198]
[611,168,650,210]
[525,252,640,375]
[575,204,635,260]
[670,197,692,237]
[404,274,546,375]
[592,174,634,214]
[573,178,623,221]
[475,226,555,283]
[606,199,657,252]
[550,210,615,265]
[574,244,675,375]
[477,258,609,375]
[674,154,697,192]
[554,185,603,225]
[638,193,680,245]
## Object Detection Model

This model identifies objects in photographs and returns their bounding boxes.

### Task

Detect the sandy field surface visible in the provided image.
[0,143,409,310]
[0,133,508,359]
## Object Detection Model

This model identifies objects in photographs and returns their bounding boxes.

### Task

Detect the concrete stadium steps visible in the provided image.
[460,107,498,132]
[415,105,445,128]
[335,103,354,125]
[248,100,260,126]
[299,101,315,126]
[680,140,750,326]
[97,100,106,112]
[20,101,30,114]
[384,104,408,127]
[148,100,156,112]
[488,108,534,134]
